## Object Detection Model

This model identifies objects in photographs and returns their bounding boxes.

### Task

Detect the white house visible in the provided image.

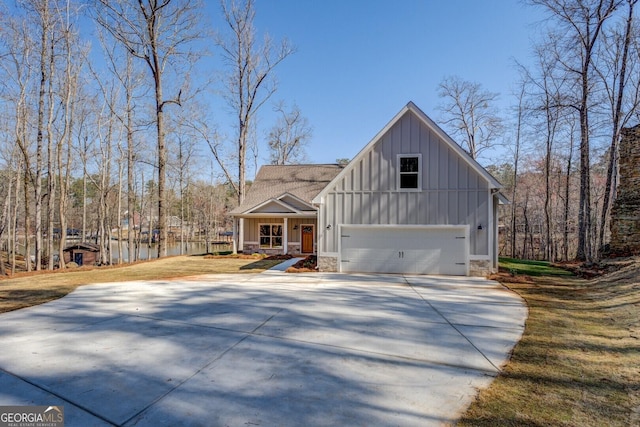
[230,102,506,276]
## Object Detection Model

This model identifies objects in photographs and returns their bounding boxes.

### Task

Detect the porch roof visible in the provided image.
[230,164,344,216]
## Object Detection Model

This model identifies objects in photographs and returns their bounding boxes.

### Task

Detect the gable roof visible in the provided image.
[312,102,502,204]
[230,164,344,215]
[63,242,100,252]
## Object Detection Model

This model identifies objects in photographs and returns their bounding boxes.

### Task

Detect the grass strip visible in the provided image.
[457,258,640,426]
[0,255,283,313]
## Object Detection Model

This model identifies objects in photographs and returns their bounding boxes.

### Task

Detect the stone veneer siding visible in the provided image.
[243,243,303,255]
[318,256,338,272]
[610,124,640,256]
[469,260,493,277]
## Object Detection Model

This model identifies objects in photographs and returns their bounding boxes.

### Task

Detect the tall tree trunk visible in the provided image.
[11,170,21,274]
[599,0,635,256]
[126,54,135,263]
[155,73,167,258]
[511,85,524,259]
[46,35,56,270]
[576,99,592,261]
[563,129,575,261]
[23,170,32,271]
[117,158,123,264]
[82,146,87,243]
[57,18,77,270]
[34,0,50,271]
[0,175,11,276]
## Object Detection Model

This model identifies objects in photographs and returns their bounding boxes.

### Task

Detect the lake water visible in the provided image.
[106,241,232,263]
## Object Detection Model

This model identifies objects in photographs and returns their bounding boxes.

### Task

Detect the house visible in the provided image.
[230,164,345,255]
[231,102,506,276]
[63,242,101,266]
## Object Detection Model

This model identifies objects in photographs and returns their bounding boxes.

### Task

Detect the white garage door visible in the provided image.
[340,225,469,276]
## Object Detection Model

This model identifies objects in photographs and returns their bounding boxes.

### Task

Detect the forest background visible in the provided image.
[0,0,638,273]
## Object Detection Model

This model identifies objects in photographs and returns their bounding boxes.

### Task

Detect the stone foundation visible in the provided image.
[469,259,493,277]
[242,243,260,253]
[288,243,301,254]
[242,243,303,256]
[318,255,338,272]
[610,124,640,256]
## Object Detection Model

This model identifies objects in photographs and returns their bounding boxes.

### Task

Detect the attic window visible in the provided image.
[398,154,421,190]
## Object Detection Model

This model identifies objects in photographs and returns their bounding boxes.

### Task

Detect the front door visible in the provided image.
[301,225,314,253]
[74,252,83,266]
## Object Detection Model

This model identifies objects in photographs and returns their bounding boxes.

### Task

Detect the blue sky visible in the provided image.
[204,0,544,172]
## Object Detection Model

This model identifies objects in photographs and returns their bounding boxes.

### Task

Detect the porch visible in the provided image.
[239,217,317,256]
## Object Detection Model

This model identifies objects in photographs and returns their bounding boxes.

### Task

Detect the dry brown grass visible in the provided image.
[457,259,640,426]
[0,255,283,313]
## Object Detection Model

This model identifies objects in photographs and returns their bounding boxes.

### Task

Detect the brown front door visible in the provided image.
[301,225,314,253]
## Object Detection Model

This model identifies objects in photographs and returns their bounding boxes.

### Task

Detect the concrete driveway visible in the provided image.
[0,269,526,426]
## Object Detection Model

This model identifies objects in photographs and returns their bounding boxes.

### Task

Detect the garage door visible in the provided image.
[339,225,469,275]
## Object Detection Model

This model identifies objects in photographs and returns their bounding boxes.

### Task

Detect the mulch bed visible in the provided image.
[286,255,317,273]
[203,253,294,260]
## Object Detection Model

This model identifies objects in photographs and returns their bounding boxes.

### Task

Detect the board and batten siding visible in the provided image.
[319,110,490,257]
[243,217,315,243]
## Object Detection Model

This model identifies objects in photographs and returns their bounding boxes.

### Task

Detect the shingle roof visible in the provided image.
[63,242,101,252]
[230,164,344,214]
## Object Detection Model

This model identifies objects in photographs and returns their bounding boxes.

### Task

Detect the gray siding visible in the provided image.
[320,110,491,256]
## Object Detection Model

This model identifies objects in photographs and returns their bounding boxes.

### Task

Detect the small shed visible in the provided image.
[63,242,100,266]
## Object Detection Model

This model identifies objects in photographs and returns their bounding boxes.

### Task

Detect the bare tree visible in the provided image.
[92,26,146,263]
[21,0,59,271]
[510,80,527,258]
[215,0,294,204]
[168,109,198,255]
[54,2,86,269]
[437,75,503,161]
[0,13,35,271]
[267,101,312,165]
[529,0,621,261]
[527,41,573,261]
[596,0,638,254]
[94,0,202,258]
[0,149,20,275]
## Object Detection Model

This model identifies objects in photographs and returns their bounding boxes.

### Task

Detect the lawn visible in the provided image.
[0,255,283,313]
[457,257,640,426]
[2,254,638,425]
[499,257,574,277]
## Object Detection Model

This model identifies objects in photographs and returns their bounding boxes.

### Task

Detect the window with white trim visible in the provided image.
[259,224,283,248]
[398,154,421,190]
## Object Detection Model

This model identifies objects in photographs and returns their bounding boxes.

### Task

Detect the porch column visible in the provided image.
[232,218,238,254]
[283,217,288,255]
[238,218,244,252]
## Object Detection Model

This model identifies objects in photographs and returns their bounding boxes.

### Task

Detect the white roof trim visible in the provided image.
[243,198,304,215]
[277,192,317,211]
[495,191,510,205]
[233,212,318,218]
[312,101,502,204]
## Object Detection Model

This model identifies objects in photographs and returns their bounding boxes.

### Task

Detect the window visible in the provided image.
[259,224,283,248]
[398,154,421,190]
